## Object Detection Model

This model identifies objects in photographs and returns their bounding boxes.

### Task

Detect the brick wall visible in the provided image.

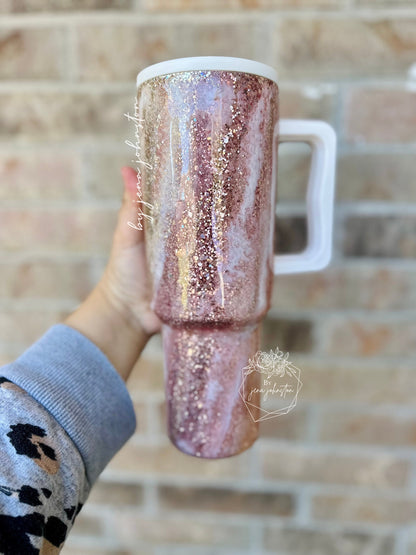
[0,0,415,554]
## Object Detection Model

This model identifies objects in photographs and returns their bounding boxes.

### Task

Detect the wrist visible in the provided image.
[64,283,149,381]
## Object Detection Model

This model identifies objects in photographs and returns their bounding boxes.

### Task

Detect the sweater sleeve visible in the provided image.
[0,323,137,554]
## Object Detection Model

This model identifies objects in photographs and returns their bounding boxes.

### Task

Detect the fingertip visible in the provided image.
[121,166,139,198]
[121,166,133,182]
[121,165,138,175]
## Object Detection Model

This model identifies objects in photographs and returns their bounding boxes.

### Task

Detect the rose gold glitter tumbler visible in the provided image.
[135,57,336,459]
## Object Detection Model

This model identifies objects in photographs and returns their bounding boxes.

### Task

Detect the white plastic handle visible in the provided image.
[273,119,336,275]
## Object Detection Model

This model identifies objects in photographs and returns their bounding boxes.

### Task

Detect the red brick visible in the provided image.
[76,24,174,81]
[259,405,308,440]
[274,216,307,254]
[337,151,416,201]
[132,400,148,435]
[295,361,416,406]
[261,444,409,488]
[312,493,416,524]
[127,355,164,395]
[279,86,336,122]
[271,266,416,311]
[357,0,416,6]
[324,317,416,357]
[409,533,416,555]
[261,316,313,352]
[0,27,64,80]
[141,0,339,9]
[0,91,132,141]
[0,152,82,200]
[0,309,71,347]
[76,21,271,81]
[345,88,416,143]
[158,484,294,515]
[106,439,251,480]
[66,513,104,537]
[169,20,271,62]
[85,151,132,199]
[276,142,310,201]
[61,549,132,555]
[0,209,117,254]
[0,353,14,366]
[276,19,416,79]
[3,0,132,10]
[264,525,394,554]
[319,409,416,447]
[0,259,93,300]
[343,216,416,258]
[104,513,250,547]
[87,479,143,506]
[156,399,167,435]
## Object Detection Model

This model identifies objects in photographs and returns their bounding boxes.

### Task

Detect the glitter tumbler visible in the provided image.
[135,57,336,458]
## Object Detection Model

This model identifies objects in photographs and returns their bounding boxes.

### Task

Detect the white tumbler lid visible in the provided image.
[136,56,278,89]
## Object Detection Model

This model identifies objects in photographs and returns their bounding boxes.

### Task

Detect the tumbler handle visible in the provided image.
[273,119,336,274]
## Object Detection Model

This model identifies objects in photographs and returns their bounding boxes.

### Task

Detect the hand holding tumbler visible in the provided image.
[134,57,336,459]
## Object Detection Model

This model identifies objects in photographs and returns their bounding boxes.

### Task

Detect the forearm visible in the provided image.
[64,283,149,382]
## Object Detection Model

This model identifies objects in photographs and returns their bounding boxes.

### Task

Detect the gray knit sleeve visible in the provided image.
[0,323,137,486]
[0,323,137,553]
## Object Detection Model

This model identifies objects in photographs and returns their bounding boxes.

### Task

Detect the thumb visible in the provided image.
[114,166,145,249]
